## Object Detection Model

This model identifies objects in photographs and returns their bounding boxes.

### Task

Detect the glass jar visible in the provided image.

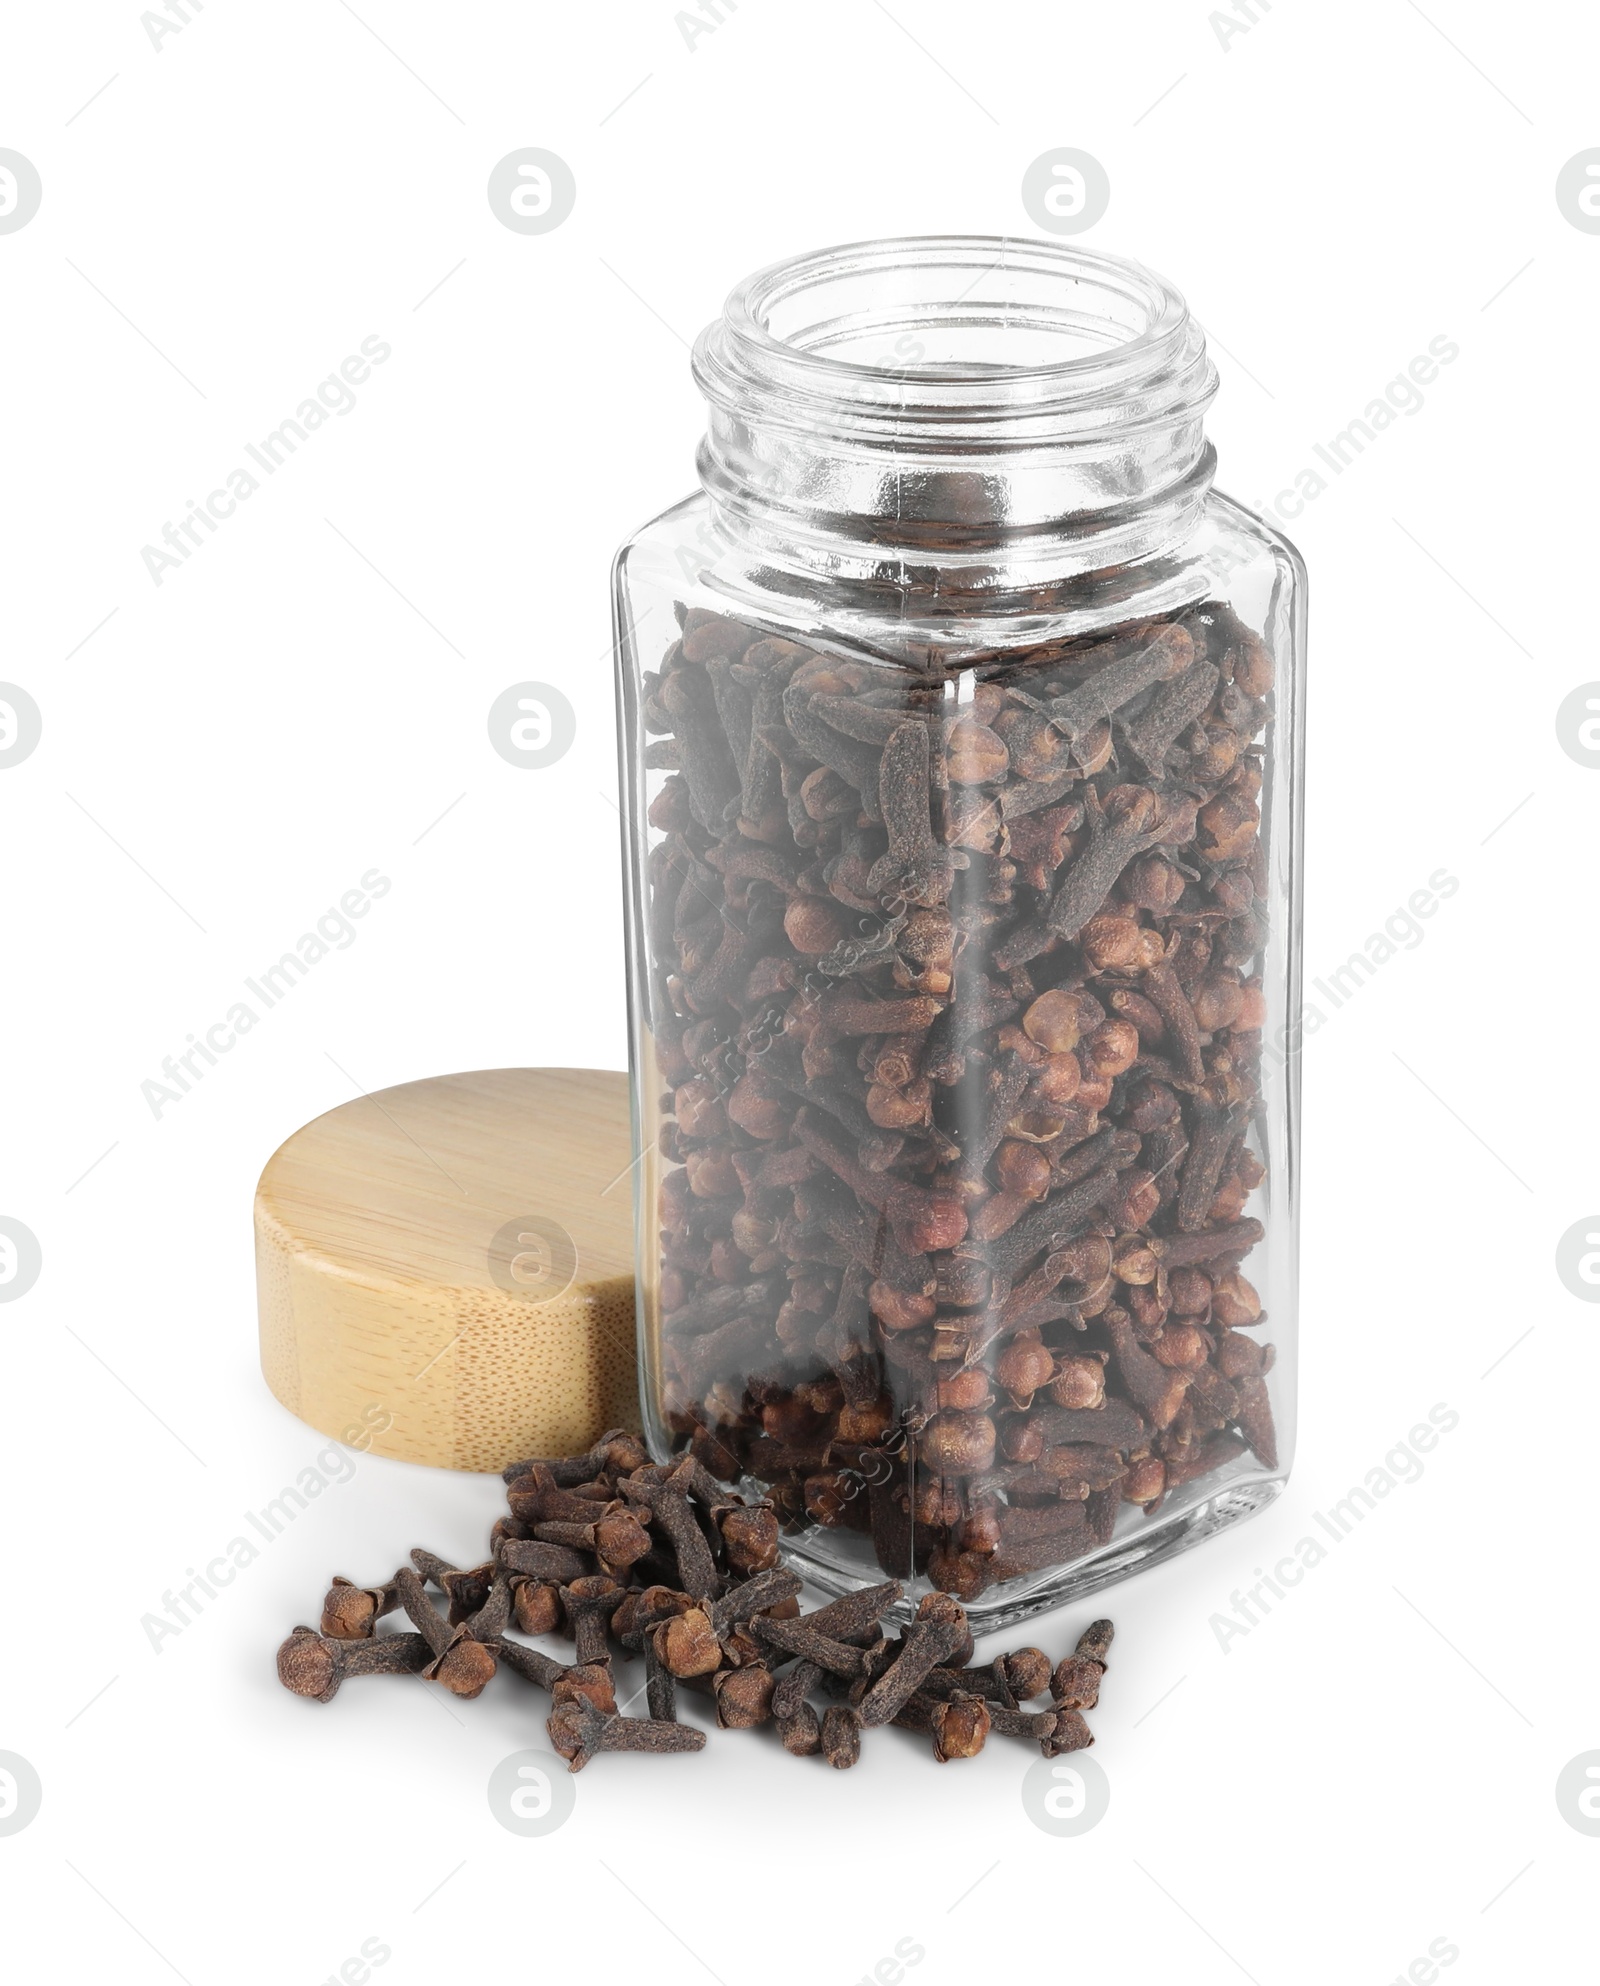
[613,237,1305,1631]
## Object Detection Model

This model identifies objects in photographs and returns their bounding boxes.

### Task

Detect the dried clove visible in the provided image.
[496,1537,592,1586]
[772,1659,824,1723]
[644,1643,678,1723]
[622,1475,721,1600]
[1040,1708,1095,1757]
[985,1702,1058,1744]
[534,1509,653,1576]
[921,1645,1051,1707]
[778,1702,823,1756]
[511,1577,563,1637]
[802,1581,904,1641]
[713,1664,776,1729]
[820,1704,863,1770]
[559,1576,626,1665]
[481,1637,565,1692]
[551,1663,619,1716]
[459,1572,509,1642]
[276,1626,431,1702]
[546,1699,706,1772]
[410,1549,496,1626]
[501,1429,647,1487]
[752,1613,884,1679]
[653,1607,724,1678]
[901,1689,993,1762]
[719,1503,781,1574]
[1052,1616,1114,1709]
[857,1596,970,1728]
[393,1567,498,1699]
[319,1575,399,1641]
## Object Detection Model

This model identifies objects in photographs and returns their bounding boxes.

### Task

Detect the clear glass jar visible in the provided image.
[613,237,1305,1631]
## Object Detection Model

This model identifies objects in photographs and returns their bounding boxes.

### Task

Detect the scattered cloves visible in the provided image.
[278,1431,1118,1776]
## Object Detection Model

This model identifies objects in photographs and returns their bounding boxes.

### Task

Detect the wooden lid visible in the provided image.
[255,1068,640,1472]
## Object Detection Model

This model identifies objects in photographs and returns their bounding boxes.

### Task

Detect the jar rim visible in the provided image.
[696,235,1210,426]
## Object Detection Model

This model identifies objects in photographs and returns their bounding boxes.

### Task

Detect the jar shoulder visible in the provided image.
[1203,489,1308,604]
[614,486,1304,663]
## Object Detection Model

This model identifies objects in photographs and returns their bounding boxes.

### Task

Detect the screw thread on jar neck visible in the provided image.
[691,235,1220,599]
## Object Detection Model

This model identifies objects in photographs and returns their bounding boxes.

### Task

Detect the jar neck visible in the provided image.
[692,237,1219,600]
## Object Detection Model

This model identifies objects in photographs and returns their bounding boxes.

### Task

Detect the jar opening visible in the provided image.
[700,236,1209,423]
[755,240,1165,372]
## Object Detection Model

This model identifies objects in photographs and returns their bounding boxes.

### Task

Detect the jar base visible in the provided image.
[771,1471,1287,1637]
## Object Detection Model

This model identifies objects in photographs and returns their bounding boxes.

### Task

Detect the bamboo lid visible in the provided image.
[255,1068,640,1472]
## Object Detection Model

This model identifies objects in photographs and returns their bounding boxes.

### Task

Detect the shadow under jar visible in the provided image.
[613,236,1306,1633]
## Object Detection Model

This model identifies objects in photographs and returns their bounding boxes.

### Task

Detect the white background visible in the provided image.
[2,2,1595,1981]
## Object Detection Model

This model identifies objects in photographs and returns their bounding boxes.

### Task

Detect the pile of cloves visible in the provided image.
[638,597,1278,1598]
[274,1430,1113,1771]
